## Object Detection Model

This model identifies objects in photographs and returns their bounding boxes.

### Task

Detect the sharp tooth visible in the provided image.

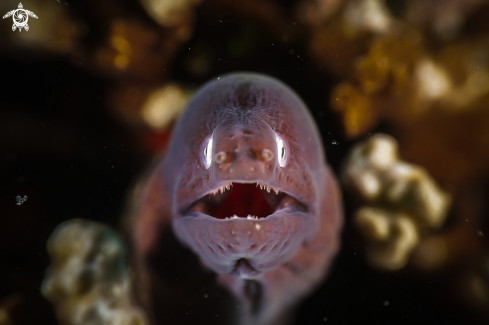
[256,183,259,187]
[267,187,270,193]
[247,215,252,219]
[274,189,279,195]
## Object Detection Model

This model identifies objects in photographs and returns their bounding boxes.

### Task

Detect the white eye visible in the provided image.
[275,134,288,167]
[203,136,213,169]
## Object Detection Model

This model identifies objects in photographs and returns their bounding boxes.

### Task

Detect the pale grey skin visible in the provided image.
[130,73,343,325]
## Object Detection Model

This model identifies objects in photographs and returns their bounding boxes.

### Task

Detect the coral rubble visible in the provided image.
[342,134,452,270]
[42,219,148,325]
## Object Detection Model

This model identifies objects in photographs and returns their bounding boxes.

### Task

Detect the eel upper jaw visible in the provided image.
[182,181,307,220]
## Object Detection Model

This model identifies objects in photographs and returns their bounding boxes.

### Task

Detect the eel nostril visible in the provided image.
[247,150,257,159]
[261,149,274,162]
[215,151,228,164]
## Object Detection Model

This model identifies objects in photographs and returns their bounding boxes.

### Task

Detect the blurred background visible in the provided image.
[0,0,488,324]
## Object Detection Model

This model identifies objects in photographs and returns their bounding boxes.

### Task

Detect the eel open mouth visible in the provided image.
[185,182,307,219]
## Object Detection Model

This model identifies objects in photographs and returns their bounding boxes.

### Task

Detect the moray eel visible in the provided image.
[129,73,343,325]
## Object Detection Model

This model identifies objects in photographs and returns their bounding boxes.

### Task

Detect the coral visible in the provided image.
[331,83,379,138]
[296,0,342,27]
[108,83,193,131]
[304,0,489,173]
[42,219,148,325]
[342,134,452,270]
[343,0,396,34]
[405,0,487,39]
[74,18,183,81]
[139,0,201,27]
[355,207,418,270]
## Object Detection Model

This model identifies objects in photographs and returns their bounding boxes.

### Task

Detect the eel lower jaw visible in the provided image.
[182,182,307,220]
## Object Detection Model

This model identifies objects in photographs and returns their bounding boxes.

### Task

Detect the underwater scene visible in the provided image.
[0,0,488,324]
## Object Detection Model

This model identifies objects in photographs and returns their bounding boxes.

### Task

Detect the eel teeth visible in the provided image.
[256,182,280,195]
[210,181,281,196]
[215,182,233,194]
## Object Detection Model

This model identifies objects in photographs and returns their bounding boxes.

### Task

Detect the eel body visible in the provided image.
[129,73,343,325]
